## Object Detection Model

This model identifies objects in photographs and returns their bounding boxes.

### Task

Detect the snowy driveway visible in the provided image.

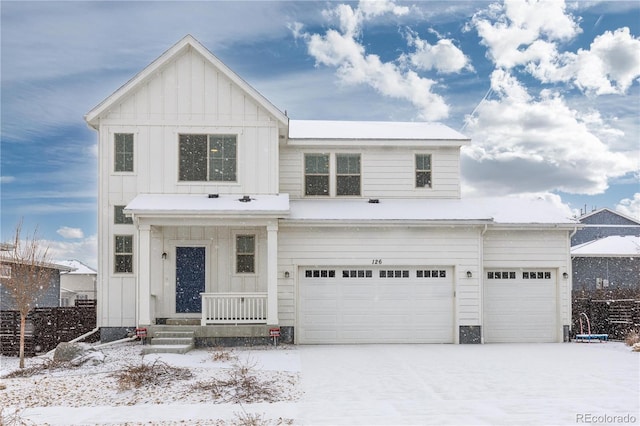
[6,342,639,425]
[297,344,639,425]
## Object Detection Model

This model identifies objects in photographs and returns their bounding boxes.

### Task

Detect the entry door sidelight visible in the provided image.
[176,246,206,313]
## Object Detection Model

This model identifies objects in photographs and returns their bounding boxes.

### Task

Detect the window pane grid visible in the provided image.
[416,154,432,188]
[114,133,134,172]
[179,134,236,182]
[114,235,133,273]
[305,154,330,196]
[336,154,361,196]
[236,235,255,273]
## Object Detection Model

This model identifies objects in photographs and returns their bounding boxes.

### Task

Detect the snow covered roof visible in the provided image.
[0,256,74,271]
[571,235,640,257]
[56,260,97,275]
[124,193,290,217]
[286,196,578,225]
[288,120,470,144]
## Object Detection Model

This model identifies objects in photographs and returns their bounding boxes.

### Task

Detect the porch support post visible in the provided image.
[266,222,279,325]
[137,223,152,326]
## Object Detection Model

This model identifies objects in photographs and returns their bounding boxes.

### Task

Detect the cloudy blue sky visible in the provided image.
[1,0,639,268]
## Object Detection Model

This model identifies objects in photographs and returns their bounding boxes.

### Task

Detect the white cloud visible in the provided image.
[0,176,16,184]
[473,0,581,69]
[616,193,640,220]
[45,235,97,269]
[531,27,640,95]
[462,70,637,196]
[57,227,85,239]
[295,0,467,121]
[404,32,473,74]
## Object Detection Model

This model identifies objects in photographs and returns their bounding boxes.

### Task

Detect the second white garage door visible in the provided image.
[484,269,558,343]
[298,266,454,344]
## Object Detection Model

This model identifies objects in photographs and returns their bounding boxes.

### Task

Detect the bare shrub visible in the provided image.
[0,407,32,426]
[210,346,237,362]
[625,331,640,346]
[1,359,68,379]
[111,358,193,390]
[193,359,281,403]
[233,410,266,426]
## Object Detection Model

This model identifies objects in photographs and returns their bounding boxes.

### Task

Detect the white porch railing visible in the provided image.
[200,292,268,325]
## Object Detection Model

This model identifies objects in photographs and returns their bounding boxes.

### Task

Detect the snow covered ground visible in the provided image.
[1,341,638,425]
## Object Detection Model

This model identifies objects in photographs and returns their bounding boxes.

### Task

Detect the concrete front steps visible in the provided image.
[141,330,195,355]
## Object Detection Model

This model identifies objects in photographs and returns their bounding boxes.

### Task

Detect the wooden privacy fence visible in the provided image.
[573,295,640,340]
[0,303,97,357]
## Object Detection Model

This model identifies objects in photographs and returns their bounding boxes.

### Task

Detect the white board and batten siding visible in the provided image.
[482,230,572,343]
[96,47,282,328]
[279,146,462,199]
[277,226,483,344]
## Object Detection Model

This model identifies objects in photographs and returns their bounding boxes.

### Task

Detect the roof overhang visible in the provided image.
[124,193,290,222]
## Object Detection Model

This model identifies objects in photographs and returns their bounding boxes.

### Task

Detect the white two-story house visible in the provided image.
[85,35,577,344]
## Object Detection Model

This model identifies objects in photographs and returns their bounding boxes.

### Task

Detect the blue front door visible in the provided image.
[176,246,205,313]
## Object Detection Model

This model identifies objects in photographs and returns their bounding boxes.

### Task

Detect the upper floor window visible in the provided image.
[415,154,432,188]
[236,235,255,274]
[114,205,133,224]
[179,134,237,182]
[305,154,329,196]
[336,154,361,196]
[114,235,133,273]
[114,133,134,172]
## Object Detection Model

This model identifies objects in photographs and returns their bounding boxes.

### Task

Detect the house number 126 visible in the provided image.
[372,259,383,265]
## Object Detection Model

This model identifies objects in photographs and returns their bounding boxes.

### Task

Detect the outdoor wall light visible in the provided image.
[284,271,290,278]
[562,272,569,279]
[162,252,167,260]
[466,271,472,278]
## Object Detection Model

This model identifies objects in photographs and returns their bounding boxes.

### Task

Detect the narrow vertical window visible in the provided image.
[336,154,361,196]
[236,235,255,273]
[114,133,134,172]
[416,154,432,188]
[114,235,133,273]
[305,154,329,196]
[114,205,133,224]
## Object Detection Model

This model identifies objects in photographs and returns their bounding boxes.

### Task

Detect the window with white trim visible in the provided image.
[114,133,134,172]
[0,264,11,279]
[305,154,330,196]
[114,235,133,273]
[236,235,255,274]
[415,154,432,188]
[336,154,361,196]
[179,134,237,182]
[114,205,133,224]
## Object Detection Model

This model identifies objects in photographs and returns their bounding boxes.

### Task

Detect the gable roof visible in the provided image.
[56,259,97,275]
[85,34,288,128]
[571,235,640,257]
[578,208,640,225]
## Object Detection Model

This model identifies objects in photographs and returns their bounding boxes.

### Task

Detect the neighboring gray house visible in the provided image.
[571,236,640,291]
[57,260,98,306]
[0,257,73,310]
[571,208,640,246]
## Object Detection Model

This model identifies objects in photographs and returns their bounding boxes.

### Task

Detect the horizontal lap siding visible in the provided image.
[279,146,461,199]
[277,226,481,327]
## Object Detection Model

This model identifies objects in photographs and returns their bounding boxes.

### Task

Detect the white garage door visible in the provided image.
[484,269,557,343]
[298,266,454,344]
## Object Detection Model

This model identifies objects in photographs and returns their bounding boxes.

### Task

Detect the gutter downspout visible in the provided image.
[479,224,488,344]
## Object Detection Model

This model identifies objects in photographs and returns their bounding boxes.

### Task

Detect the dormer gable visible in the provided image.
[85,34,287,129]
